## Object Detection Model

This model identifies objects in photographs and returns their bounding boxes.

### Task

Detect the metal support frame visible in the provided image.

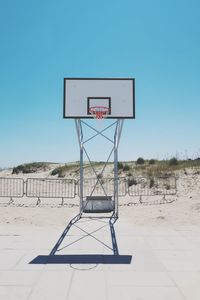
[75,119,124,218]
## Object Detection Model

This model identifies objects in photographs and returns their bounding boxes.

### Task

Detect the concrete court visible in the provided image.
[0,214,200,300]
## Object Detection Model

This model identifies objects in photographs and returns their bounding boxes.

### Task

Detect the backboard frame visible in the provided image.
[87,97,111,116]
[63,77,135,119]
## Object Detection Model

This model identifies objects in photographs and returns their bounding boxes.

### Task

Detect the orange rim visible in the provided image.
[89,106,110,119]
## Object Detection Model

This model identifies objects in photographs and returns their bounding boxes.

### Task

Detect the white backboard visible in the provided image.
[63,78,135,119]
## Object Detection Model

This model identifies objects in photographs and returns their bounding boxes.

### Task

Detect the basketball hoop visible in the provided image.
[89,106,110,120]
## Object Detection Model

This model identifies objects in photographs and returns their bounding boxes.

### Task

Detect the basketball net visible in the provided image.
[89,106,110,120]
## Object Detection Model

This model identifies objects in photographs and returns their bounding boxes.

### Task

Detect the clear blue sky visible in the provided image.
[0,0,200,168]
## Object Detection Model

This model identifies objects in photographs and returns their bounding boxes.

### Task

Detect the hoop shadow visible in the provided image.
[29,213,132,265]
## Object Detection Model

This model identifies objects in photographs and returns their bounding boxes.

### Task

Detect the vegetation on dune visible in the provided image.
[51,163,80,178]
[12,162,50,174]
[149,177,155,188]
[123,164,131,171]
[117,162,124,170]
[117,162,131,172]
[127,177,137,187]
[134,158,200,178]
[118,157,200,179]
[169,157,178,166]
[149,159,156,165]
[51,165,69,178]
[11,158,200,178]
[136,157,145,165]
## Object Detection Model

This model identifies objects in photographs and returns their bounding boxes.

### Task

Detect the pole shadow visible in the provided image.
[29,213,132,265]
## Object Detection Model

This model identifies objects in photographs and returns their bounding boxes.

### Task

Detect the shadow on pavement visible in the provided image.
[30,254,132,264]
[29,213,132,265]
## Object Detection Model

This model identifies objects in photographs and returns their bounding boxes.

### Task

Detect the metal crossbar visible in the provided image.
[81,120,117,144]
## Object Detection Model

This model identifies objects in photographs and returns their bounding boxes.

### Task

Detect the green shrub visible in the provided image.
[12,162,48,174]
[95,173,104,183]
[118,162,124,169]
[123,164,130,171]
[128,178,137,187]
[149,177,155,188]
[127,171,133,177]
[149,159,156,165]
[165,184,171,190]
[97,173,103,179]
[12,165,23,174]
[136,157,145,165]
[169,157,178,166]
[51,167,61,176]
[51,165,69,178]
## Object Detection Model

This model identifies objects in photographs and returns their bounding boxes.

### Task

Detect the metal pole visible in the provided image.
[117,120,124,148]
[114,121,119,217]
[79,121,84,214]
[75,119,84,214]
[114,119,124,218]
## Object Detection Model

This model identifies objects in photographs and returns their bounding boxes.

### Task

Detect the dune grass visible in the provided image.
[118,158,200,178]
[12,158,200,178]
[51,162,81,178]
[12,162,51,174]
[51,165,69,177]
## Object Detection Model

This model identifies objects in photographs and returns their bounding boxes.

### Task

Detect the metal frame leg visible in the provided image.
[75,119,124,217]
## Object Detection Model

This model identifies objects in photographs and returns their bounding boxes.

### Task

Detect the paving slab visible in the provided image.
[170,272,200,300]
[68,271,106,300]
[106,271,174,287]
[0,249,26,269]
[0,270,39,285]
[28,271,72,300]
[107,286,185,300]
[0,216,200,300]
[0,286,31,300]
